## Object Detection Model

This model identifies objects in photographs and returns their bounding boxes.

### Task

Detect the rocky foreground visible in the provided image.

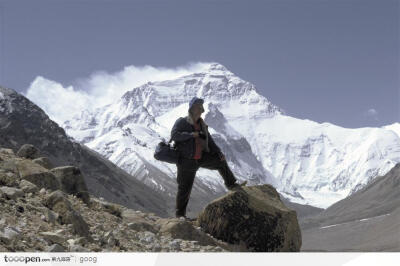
[0,144,301,252]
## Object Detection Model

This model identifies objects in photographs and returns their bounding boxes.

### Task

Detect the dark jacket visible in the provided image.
[171,116,221,159]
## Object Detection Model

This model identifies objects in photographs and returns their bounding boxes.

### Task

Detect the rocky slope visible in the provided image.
[0,145,300,252]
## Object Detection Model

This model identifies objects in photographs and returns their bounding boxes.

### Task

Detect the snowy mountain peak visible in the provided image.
[117,63,283,121]
[205,62,232,74]
[383,123,400,139]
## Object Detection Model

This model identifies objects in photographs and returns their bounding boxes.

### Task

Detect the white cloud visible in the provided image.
[23,62,212,126]
[365,108,379,121]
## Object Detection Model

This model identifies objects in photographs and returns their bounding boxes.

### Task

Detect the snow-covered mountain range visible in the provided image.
[61,63,400,208]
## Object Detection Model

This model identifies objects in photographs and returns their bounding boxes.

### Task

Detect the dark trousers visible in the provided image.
[175,151,237,217]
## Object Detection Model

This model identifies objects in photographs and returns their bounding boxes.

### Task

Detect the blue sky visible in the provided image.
[0,0,398,128]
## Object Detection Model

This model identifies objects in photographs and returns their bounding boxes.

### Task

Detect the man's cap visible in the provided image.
[188,97,204,110]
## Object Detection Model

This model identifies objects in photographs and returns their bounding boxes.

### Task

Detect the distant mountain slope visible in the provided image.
[280,197,324,220]
[301,207,399,251]
[300,163,400,251]
[300,162,400,229]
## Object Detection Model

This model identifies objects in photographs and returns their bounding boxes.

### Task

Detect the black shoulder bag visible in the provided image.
[154,138,180,164]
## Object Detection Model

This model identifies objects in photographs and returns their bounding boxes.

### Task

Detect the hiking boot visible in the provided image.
[176,215,197,222]
[227,180,247,191]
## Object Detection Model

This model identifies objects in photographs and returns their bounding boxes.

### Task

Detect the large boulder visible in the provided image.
[197,185,302,252]
[44,190,90,238]
[49,166,90,205]
[15,159,60,191]
[16,144,41,159]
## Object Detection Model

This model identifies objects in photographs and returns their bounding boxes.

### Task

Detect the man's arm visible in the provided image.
[171,118,194,142]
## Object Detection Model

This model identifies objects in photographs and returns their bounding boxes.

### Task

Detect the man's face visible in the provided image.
[191,103,204,116]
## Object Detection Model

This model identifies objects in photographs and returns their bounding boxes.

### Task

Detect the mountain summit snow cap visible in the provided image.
[188,97,204,111]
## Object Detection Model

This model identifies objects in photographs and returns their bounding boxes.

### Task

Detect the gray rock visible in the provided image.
[102,231,118,247]
[32,157,54,170]
[198,184,302,252]
[69,244,90,252]
[50,166,90,205]
[156,218,216,246]
[2,226,21,241]
[139,231,156,244]
[67,239,75,246]
[121,209,144,221]
[127,221,157,233]
[17,144,41,159]
[0,158,18,173]
[0,186,24,200]
[0,232,11,244]
[39,232,66,245]
[16,159,60,191]
[107,236,117,247]
[169,239,181,251]
[121,208,160,233]
[19,179,39,193]
[74,237,88,246]
[44,190,91,238]
[0,148,14,155]
[54,228,68,235]
[46,243,66,252]
[152,243,162,252]
[91,198,123,217]
[0,171,18,187]
[44,190,70,209]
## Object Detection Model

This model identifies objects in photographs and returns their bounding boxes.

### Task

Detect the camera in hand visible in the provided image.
[198,131,206,139]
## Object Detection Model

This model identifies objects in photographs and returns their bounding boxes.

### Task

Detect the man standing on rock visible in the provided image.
[170,96,246,220]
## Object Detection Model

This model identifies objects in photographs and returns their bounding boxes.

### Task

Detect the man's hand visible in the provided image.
[218,152,225,161]
[198,131,206,139]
